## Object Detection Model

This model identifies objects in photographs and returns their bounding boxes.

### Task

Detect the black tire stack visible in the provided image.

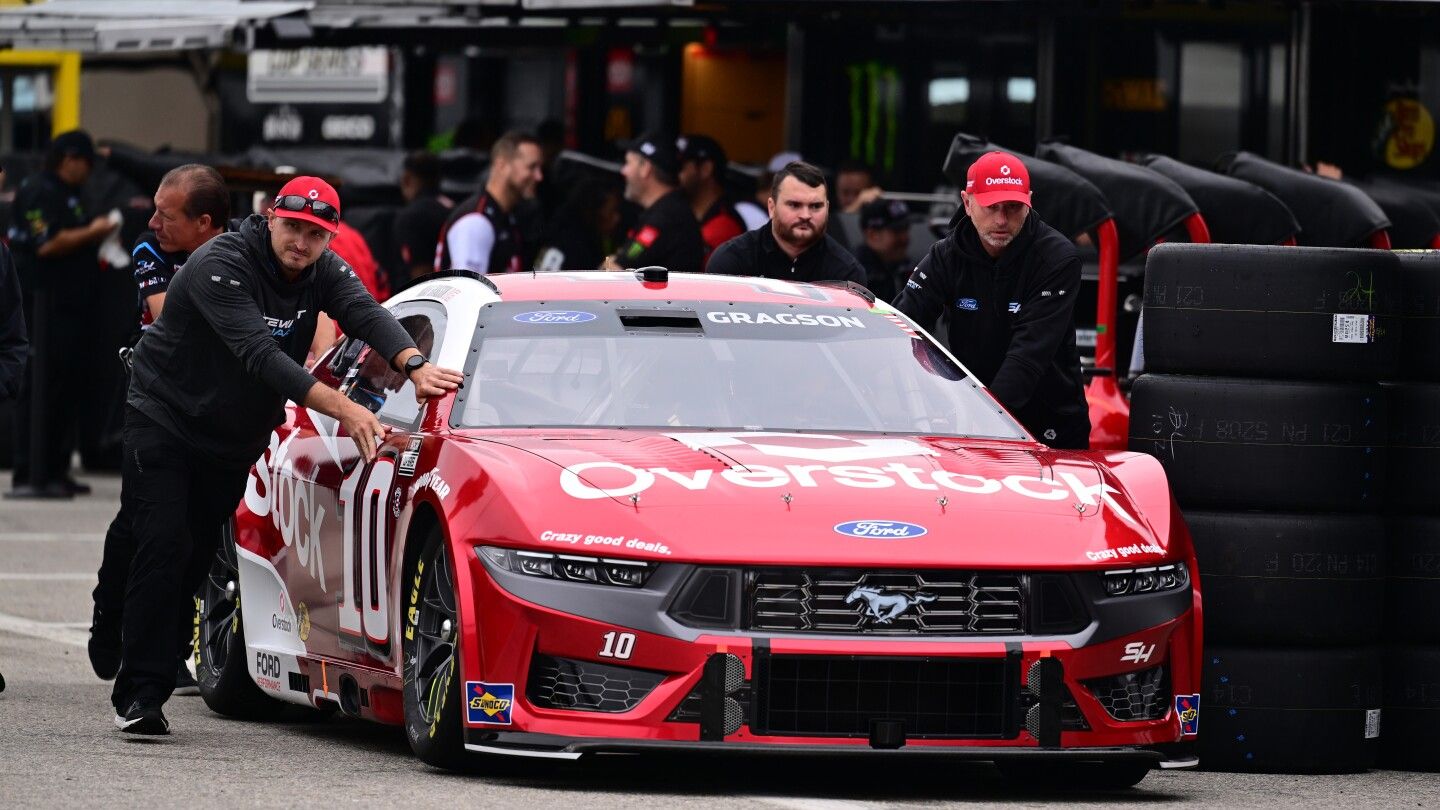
[1130,243,1397,773]
[1381,251,1440,772]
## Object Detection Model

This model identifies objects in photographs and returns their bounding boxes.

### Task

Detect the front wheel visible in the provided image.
[995,760,1151,790]
[196,523,285,720]
[402,528,468,769]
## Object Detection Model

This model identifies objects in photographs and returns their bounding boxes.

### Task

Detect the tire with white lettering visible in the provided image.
[1187,511,1384,645]
[1387,516,1440,642]
[1142,243,1400,380]
[1383,382,1440,512]
[402,527,467,769]
[1398,251,1440,381]
[1128,374,1386,511]
[196,524,285,720]
[1380,645,1440,772]
[1200,646,1382,773]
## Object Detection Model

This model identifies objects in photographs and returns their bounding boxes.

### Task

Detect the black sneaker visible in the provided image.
[114,700,169,735]
[173,661,200,696]
[61,477,92,496]
[88,607,122,681]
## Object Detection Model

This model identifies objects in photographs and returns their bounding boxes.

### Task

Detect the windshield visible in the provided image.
[454,301,1025,440]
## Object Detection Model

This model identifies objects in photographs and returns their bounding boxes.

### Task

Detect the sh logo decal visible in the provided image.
[845,586,937,624]
[1120,642,1156,664]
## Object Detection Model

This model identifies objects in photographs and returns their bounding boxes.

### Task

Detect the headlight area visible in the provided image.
[1101,562,1189,597]
[478,546,657,588]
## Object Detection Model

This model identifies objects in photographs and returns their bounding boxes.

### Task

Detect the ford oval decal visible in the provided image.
[513,310,598,324]
[834,520,928,539]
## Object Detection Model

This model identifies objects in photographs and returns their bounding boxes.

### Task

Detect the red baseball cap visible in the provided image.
[272,176,341,233]
[965,151,1032,208]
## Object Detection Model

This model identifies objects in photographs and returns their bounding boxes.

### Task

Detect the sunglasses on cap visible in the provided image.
[273,194,340,224]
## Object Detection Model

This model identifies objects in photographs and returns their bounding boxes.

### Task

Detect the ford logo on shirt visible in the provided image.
[513,310,597,324]
[834,520,928,539]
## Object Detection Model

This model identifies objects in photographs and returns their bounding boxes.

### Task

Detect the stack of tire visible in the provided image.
[1382,250,1440,772]
[1130,242,1394,773]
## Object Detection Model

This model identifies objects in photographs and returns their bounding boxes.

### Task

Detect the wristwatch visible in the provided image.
[403,354,427,375]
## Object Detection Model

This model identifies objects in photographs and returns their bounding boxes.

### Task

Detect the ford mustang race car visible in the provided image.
[197,269,1201,787]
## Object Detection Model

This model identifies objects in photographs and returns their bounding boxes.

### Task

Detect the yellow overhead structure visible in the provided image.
[0,49,80,135]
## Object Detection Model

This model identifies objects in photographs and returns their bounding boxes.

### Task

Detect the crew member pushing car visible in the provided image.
[106,176,464,735]
[894,151,1090,449]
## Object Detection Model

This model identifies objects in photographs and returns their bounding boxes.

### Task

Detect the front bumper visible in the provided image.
[455,550,1202,758]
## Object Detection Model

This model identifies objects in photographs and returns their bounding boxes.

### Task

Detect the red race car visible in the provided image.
[197,269,1201,787]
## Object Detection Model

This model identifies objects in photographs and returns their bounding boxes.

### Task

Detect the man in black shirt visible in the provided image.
[894,151,1089,449]
[854,197,914,302]
[107,176,463,735]
[706,161,865,286]
[393,151,452,287]
[676,134,746,271]
[89,165,231,697]
[435,131,542,274]
[601,132,705,274]
[6,130,119,497]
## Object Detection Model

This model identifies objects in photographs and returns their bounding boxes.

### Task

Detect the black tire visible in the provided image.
[196,524,286,720]
[1200,646,1382,773]
[1128,374,1387,511]
[401,528,468,770]
[1380,645,1440,772]
[995,759,1150,790]
[1383,382,1440,513]
[1187,510,1384,645]
[1397,251,1440,382]
[1386,516,1440,643]
[1143,243,1401,380]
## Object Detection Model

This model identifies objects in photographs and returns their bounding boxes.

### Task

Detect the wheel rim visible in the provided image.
[199,528,241,678]
[412,542,457,727]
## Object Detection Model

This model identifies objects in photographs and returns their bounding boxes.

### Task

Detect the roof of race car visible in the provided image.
[395,270,877,309]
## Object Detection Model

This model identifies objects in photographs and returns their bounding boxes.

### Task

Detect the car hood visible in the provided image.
[445,429,1170,569]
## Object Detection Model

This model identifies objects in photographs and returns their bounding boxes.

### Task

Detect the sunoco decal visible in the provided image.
[513,310,597,324]
[467,682,514,725]
[834,520,927,539]
[1175,694,1200,736]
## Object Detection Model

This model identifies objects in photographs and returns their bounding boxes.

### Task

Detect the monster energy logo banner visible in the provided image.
[847,61,901,173]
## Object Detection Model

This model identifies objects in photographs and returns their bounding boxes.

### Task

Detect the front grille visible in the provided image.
[753,655,1012,738]
[1082,665,1169,722]
[526,654,666,713]
[747,569,1026,634]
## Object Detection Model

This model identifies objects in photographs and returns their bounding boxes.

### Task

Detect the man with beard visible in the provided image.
[894,151,1089,449]
[675,134,745,270]
[706,161,865,285]
[855,197,915,302]
[435,130,543,274]
[601,133,705,274]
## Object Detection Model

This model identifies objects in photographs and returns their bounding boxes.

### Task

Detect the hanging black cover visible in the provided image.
[943,132,1112,242]
[1351,176,1440,249]
[1220,151,1390,248]
[1137,154,1300,246]
[1037,141,1198,261]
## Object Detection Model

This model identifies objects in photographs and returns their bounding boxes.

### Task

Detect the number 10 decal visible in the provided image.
[599,631,635,660]
[339,457,396,655]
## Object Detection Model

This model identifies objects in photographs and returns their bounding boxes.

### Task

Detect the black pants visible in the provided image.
[95,497,202,672]
[11,286,84,487]
[112,407,248,712]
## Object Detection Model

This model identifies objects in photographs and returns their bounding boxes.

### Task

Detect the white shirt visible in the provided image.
[444,211,497,274]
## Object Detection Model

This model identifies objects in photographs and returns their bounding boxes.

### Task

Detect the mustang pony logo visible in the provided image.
[845,586,937,624]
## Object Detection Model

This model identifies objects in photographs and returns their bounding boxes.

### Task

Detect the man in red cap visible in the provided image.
[102,175,464,735]
[894,151,1089,449]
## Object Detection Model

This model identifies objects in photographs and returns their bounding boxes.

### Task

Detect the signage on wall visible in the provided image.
[248,47,390,104]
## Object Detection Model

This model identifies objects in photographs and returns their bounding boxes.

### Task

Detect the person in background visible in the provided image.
[854,197,914,302]
[601,133,705,273]
[676,134,746,270]
[0,166,24,694]
[836,159,883,213]
[535,178,623,271]
[706,161,865,285]
[435,130,544,274]
[7,130,119,497]
[392,151,452,289]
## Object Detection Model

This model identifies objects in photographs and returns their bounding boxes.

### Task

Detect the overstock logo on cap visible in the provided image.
[307,189,319,199]
[1000,164,1011,175]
